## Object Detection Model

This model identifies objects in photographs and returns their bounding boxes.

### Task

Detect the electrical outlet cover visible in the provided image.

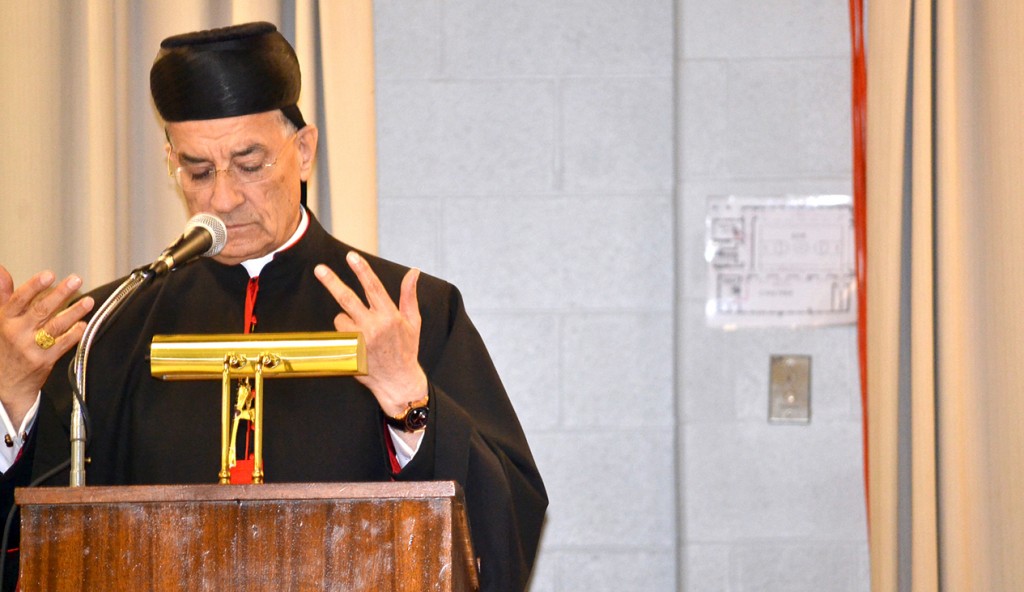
[769,355,811,424]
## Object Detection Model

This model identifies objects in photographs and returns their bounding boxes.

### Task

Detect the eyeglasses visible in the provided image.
[168,133,298,193]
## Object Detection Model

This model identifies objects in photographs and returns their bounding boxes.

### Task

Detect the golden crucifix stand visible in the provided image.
[150,332,366,484]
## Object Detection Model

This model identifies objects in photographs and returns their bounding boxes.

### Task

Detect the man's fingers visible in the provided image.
[49,320,88,359]
[0,265,14,306]
[32,275,85,326]
[399,268,422,329]
[47,296,95,337]
[5,270,56,317]
[332,311,357,333]
[314,264,369,319]
[346,251,394,310]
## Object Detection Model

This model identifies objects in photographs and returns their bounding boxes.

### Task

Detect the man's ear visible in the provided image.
[296,125,319,182]
[164,142,175,175]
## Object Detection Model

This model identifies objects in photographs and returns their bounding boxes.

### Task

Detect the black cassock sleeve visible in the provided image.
[393,283,547,592]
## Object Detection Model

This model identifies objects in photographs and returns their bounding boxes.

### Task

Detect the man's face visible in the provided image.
[165,111,317,265]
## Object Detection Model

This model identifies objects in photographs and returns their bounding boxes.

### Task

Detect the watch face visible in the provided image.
[405,406,429,431]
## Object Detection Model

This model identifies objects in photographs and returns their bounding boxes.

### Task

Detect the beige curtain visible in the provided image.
[867,1,1024,590]
[0,0,378,291]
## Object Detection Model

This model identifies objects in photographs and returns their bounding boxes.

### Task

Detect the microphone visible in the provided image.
[147,213,228,276]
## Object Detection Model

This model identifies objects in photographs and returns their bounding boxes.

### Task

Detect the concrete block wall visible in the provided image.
[373,1,676,590]
[677,0,869,590]
[374,1,868,590]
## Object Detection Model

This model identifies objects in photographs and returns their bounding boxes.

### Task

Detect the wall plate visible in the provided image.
[768,355,811,424]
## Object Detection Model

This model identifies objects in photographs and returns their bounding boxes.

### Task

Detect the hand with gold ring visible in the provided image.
[0,265,95,428]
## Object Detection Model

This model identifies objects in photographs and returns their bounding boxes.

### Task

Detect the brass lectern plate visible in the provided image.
[150,331,366,380]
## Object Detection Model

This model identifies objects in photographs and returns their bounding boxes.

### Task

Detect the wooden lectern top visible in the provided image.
[16,480,460,505]
[16,481,479,592]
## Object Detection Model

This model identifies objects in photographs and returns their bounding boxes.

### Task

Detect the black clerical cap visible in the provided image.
[150,22,306,129]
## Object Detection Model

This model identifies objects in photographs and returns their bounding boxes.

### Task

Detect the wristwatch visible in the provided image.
[385,394,430,432]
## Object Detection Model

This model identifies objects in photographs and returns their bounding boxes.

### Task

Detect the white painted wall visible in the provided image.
[374,1,867,590]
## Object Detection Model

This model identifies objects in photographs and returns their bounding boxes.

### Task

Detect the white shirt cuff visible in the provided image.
[386,426,425,469]
[0,393,40,473]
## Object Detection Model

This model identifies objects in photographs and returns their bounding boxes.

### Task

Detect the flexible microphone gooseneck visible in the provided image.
[69,213,228,486]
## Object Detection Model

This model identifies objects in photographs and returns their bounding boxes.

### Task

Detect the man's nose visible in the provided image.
[209,168,245,213]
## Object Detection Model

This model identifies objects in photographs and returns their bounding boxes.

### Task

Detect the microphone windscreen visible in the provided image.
[185,213,228,257]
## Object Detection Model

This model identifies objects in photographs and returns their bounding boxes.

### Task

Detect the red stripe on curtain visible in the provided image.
[849,0,869,515]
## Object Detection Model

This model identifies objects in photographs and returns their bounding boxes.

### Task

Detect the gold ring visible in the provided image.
[34,329,56,350]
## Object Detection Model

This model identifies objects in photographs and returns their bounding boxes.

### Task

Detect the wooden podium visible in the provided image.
[15,481,479,591]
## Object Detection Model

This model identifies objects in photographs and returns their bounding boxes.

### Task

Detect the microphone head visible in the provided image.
[184,213,228,257]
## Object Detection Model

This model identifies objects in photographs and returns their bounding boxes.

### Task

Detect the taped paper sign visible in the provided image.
[705,195,856,328]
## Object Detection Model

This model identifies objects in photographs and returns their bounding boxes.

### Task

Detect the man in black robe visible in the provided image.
[0,22,545,592]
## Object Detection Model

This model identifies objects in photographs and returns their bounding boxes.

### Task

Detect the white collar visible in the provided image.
[240,208,309,278]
